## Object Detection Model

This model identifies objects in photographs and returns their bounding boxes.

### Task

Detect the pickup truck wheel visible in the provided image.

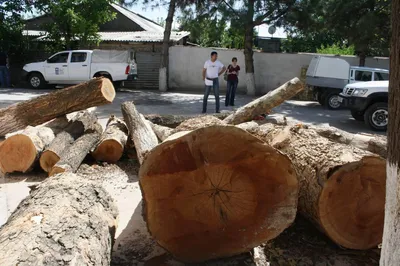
[364,102,388,131]
[325,92,342,110]
[351,110,364,121]
[29,73,45,89]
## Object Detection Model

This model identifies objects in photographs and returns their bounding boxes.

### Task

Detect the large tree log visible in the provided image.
[147,120,173,142]
[0,117,69,173]
[121,102,158,164]
[40,110,98,172]
[0,78,115,137]
[144,112,233,128]
[139,125,298,262]
[92,115,128,163]
[49,123,102,176]
[255,124,386,250]
[0,173,118,266]
[223,78,304,125]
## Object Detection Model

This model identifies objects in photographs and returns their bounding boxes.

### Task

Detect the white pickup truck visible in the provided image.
[23,49,138,89]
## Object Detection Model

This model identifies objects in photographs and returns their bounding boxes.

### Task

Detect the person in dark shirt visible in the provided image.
[0,51,10,88]
[225,57,240,107]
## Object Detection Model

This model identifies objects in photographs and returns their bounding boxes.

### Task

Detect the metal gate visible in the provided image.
[124,52,161,89]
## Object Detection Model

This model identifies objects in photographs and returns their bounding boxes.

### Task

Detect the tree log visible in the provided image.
[40,111,98,172]
[92,115,128,163]
[257,124,386,250]
[147,120,173,142]
[139,125,299,262]
[49,123,103,176]
[121,102,158,164]
[0,117,69,173]
[0,173,118,266]
[144,112,233,128]
[0,78,115,137]
[223,78,304,125]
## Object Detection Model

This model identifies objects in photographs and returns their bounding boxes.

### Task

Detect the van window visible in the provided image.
[47,53,69,64]
[71,52,87,63]
[374,72,389,81]
[355,70,372,81]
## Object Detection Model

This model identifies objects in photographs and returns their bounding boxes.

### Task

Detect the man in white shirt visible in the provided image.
[202,51,226,113]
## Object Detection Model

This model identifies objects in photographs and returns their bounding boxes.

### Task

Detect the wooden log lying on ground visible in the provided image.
[144,112,233,128]
[139,125,298,262]
[0,117,69,173]
[0,77,115,137]
[224,78,304,125]
[257,124,386,250]
[0,173,118,266]
[50,122,102,176]
[92,115,128,163]
[147,120,173,142]
[122,102,158,164]
[40,110,97,172]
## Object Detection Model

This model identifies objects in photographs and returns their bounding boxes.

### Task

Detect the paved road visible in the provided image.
[0,87,385,136]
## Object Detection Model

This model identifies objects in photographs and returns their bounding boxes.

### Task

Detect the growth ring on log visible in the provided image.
[139,125,299,262]
[0,135,37,173]
[318,156,386,250]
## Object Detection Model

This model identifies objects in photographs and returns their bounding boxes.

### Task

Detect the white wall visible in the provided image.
[168,46,390,94]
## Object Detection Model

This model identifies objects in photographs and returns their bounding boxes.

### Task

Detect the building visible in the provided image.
[23,3,190,89]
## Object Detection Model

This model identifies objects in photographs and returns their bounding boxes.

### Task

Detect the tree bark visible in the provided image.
[0,173,118,266]
[92,115,128,163]
[144,112,233,128]
[159,0,176,92]
[147,120,173,142]
[380,0,400,264]
[257,124,386,250]
[173,115,226,133]
[244,1,256,96]
[0,117,69,174]
[139,125,298,262]
[49,123,102,176]
[40,110,98,172]
[224,78,304,125]
[0,77,115,137]
[121,102,158,164]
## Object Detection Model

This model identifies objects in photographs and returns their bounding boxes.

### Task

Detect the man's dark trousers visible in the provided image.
[203,78,220,113]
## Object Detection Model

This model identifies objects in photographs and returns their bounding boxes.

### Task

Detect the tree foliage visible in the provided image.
[317,43,355,55]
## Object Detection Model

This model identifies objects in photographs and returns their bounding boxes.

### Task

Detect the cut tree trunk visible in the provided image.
[258,124,386,250]
[224,78,304,125]
[139,125,298,262]
[147,120,173,142]
[144,112,232,128]
[92,115,128,163]
[0,77,115,137]
[380,0,400,264]
[0,117,69,174]
[49,123,102,176]
[244,7,255,96]
[0,173,118,266]
[40,110,98,172]
[121,102,158,164]
[173,115,226,133]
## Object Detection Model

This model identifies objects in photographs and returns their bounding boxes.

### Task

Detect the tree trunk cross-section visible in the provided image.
[0,173,118,266]
[139,125,299,262]
[0,78,115,137]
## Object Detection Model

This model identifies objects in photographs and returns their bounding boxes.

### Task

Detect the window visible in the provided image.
[71,52,87,63]
[374,72,389,81]
[47,53,69,64]
[355,70,372,82]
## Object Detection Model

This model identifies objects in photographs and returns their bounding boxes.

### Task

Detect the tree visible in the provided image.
[317,43,355,55]
[33,0,116,50]
[380,0,400,265]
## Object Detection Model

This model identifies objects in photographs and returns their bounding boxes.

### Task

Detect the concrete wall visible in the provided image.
[168,46,390,94]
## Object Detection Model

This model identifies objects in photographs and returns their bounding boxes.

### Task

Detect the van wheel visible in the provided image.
[351,110,364,121]
[29,73,46,89]
[364,102,388,131]
[324,92,342,110]
[317,91,326,105]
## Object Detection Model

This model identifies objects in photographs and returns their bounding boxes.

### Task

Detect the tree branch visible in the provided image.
[221,0,241,18]
[253,2,294,26]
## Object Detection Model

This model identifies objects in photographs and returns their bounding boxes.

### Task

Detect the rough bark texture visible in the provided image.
[0,78,115,137]
[92,115,128,163]
[380,0,400,264]
[139,125,298,262]
[144,112,233,128]
[173,115,226,133]
[40,111,98,172]
[49,123,102,176]
[0,173,118,266]
[244,2,256,96]
[121,102,158,164]
[224,78,304,125]
[147,120,173,142]
[256,125,386,250]
[0,117,69,173]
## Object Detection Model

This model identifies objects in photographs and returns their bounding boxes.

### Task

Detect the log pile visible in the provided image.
[0,77,389,264]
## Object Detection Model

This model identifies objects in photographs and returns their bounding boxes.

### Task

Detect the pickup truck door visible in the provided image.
[44,52,70,81]
[69,52,90,82]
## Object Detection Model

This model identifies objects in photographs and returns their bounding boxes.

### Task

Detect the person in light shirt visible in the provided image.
[202,51,226,113]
